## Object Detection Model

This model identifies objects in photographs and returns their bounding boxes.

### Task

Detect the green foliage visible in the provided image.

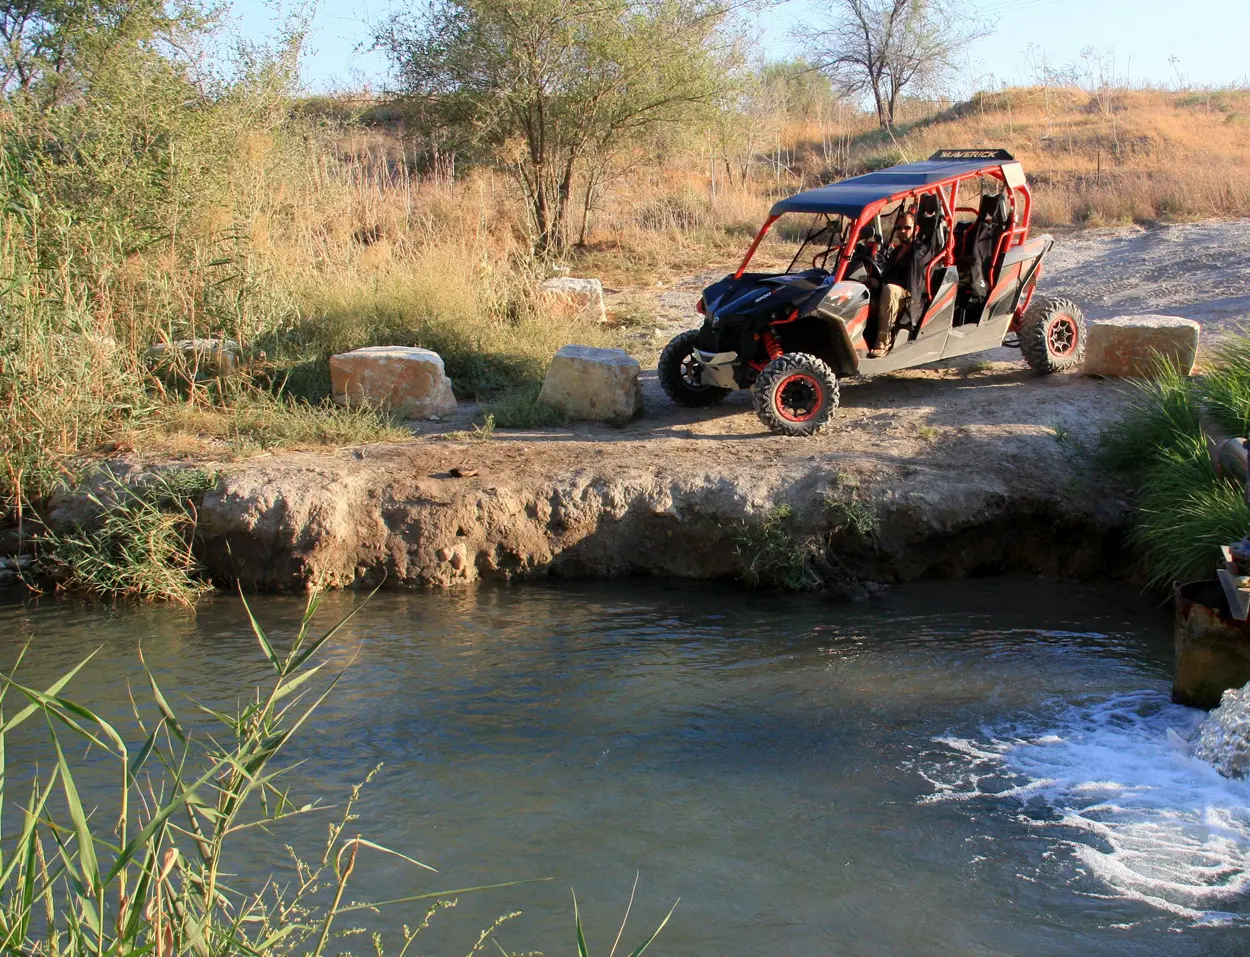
[731,504,823,591]
[377,0,737,252]
[481,384,569,429]
[1101,340,1250,588]
[732,488,879,591]
[0,592,544,954]
[1197,332,1250,437]
[155,391,412,455]
[1099,360,1200,477]
[34,468,218,604]
[1131,434,1250,589]
[824,491,878,539]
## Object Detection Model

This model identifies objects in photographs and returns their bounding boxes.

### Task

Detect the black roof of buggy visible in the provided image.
[769,150,1018,218]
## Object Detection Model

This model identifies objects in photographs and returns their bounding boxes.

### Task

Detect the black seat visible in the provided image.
[958,192,1011,302]
[951,191,1013,327]
[899,193,946,330]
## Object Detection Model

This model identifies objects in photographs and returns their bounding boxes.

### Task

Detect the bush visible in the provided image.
[1102,339,1250,588]
[34,469,218,605]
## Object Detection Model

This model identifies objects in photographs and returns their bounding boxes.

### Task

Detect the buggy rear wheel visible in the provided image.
[659,329,732,407]
[1019,296,1086,374]
[752,353,840,437]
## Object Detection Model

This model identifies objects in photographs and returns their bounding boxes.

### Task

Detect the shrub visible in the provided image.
[34,469,218,605]
[1102,338,1250,588]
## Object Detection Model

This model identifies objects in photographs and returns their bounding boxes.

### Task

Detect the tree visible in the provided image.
[375,0,738,255]
[800,0,990,129]
[0,0,209,107]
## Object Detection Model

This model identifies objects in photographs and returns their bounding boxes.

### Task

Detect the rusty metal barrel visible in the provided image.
[1174,579,1250,709]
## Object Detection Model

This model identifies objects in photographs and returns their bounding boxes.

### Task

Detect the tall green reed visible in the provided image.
[0,590,536,954]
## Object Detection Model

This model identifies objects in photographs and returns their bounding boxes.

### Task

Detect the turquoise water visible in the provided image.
[3,578,1249,955]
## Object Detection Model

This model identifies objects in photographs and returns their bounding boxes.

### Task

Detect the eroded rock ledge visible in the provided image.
[41,364,1136,592]
[188,440,1127,591]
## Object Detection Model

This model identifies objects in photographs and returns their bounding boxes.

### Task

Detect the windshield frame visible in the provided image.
[782,212,848,276]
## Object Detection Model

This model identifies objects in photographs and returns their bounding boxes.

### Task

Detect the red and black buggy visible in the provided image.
[659,149,1087,436]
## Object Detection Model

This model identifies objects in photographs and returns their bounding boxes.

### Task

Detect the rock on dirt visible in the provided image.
[330,346,457,419]
[538,345,643,424]
[541,277,608,322]
[147,339,239,376]
[1084,315,1201,377]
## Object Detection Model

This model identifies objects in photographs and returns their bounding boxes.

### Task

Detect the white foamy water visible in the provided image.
[920,691,1250,925]
[1192,682,1250,780]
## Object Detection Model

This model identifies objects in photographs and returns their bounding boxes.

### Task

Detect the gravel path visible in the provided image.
[1042,219,1250,335]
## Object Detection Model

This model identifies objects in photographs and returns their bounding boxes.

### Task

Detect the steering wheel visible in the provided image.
[849,240,883,282]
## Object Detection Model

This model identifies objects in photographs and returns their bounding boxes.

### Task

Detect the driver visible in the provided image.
[868,211,916,357]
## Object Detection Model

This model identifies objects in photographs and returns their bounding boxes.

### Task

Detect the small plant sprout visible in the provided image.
[572,873,679,957]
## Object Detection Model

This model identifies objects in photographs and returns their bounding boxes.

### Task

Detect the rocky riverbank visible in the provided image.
[31,357,1135,595]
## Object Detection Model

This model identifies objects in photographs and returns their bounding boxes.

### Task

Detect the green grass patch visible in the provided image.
[35,468,218,605]
[731,504,823,590]
[1101,337,1250,588]
[480,383,569,428]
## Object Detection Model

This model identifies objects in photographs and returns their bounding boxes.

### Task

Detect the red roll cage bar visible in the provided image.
[733,164,1034,296]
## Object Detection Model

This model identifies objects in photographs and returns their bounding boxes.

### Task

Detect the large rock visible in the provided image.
[538,344,642,423]
[147,338,239,376]
[1083,315,1200,378]
[540,277,607,322]
[330,346,456,419]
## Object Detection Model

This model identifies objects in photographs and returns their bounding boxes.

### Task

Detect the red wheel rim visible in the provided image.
[775,373,824,423]
[1047,315,1079,358]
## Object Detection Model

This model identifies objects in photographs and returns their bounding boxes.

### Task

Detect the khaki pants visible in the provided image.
[875,283,911,351]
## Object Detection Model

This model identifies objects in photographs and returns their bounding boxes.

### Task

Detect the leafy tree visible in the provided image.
[800,0,990,129]
[0,0,209,107]
[375,0,739,254]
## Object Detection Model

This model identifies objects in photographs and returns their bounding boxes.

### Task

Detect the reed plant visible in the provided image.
[0,591,544,955]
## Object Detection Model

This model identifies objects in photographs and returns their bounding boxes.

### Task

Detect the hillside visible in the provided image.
[835,86,1250,225]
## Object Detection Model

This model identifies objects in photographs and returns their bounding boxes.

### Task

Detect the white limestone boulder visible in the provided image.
[1083,315,1201,378]
[538,345,643,424]
[541,277,607,322]
[147,338,239,376]
[330,346,457,419]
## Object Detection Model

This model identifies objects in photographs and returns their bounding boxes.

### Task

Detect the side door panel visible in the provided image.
[942,235,1052,359]
[917,266,958,339]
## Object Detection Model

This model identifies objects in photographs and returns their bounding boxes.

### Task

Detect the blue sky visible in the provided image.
[228,0,1250,93]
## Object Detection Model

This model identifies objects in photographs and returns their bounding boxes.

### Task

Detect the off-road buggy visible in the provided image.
[659,149,1086,436]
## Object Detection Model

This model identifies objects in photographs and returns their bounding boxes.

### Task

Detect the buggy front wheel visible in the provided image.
[752,353,840,437]
[659,329,731,407]
[1019,296,1086,374]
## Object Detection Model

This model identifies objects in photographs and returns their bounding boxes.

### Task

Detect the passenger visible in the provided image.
[869,211,916,357]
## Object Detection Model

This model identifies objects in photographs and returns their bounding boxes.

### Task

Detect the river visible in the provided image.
[3,578,1249,955]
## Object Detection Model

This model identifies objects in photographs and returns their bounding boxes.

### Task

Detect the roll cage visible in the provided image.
[734,149,1035,311]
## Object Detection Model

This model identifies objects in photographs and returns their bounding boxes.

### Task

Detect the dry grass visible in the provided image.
[822,86,1250,225]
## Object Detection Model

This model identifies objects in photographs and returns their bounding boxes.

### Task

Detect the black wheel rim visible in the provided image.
[1047,315,1078,357]
[680,353,707,390]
